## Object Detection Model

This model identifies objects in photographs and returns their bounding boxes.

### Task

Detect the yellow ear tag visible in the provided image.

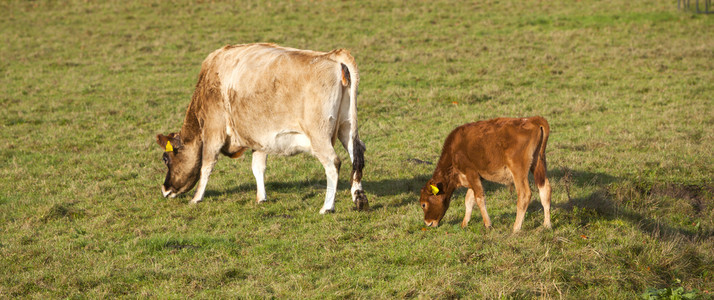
[165,141,173,152]
[430,184,439,195]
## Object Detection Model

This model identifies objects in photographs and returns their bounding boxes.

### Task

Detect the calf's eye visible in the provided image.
[421,203,426,209]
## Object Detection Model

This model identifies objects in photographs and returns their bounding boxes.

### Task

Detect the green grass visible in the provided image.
[1,0,713,298]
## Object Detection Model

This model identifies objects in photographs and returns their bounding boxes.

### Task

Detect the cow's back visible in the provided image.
[196,43,346,154]
[449,117,545,178]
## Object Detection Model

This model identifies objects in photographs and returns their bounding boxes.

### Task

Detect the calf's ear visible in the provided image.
[433,182,445,195]
[430,184,440,195]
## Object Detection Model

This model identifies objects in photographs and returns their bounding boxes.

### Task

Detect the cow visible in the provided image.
[156,43,368,213]
[418,116,551,232]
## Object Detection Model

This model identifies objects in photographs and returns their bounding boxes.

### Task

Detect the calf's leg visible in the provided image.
[475,194,491,229]
[462,179,491,229]
[462,189,476,228]
[538,178,552,229]
[532,152,552,229]
[511,170,532,233]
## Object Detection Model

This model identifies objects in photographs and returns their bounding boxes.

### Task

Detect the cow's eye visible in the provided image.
[162,154,169,165]
[421,203,426,209]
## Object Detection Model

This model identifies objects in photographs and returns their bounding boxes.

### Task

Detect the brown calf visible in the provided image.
[419,116,551,232]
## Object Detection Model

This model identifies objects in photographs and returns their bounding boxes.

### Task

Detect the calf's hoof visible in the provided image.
[353,190,369,211]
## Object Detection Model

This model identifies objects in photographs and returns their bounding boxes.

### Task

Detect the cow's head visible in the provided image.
[156,133,201,198]
[419,180,450,227]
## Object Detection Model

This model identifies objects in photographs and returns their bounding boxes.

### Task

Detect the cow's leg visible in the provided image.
[532,151,552,229]
[252,150,268,203]
[511,169,532,233]
[538,177,552,229]
[190,141,221,204]
[338,125,368,210]
[313,148,340,214]
[463,178,490,229]
[462,189,476,228]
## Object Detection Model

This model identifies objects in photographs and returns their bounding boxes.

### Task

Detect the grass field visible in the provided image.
[1,0,713,298]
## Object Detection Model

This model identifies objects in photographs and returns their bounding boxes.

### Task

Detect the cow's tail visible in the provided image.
[329,49,368,210]
[531,116,550,187]
[329,49,363,159]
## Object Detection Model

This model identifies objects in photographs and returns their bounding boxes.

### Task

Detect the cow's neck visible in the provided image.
[178,102,204,169]
[179,101,203,146]
[432,152,459,201]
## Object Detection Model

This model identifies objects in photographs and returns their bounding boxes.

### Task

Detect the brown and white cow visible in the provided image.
[419,116,551,232]
[156,43,368,213]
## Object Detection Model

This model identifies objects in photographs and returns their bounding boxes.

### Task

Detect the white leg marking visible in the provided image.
[252,151,268,203]
[462,189,476,228]
[161,185,171,198]
[319,163,338,214]
[346,139,355,163]
[539,178,552,229]
[350,181,362,202]
[190,164,214,204]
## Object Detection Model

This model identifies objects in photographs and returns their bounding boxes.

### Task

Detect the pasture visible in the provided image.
[1,1,712,298]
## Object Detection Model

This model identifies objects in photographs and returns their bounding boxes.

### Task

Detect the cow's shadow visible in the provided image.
[202,171,433,210]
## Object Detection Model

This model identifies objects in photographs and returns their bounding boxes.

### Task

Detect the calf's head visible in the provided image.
[156,133,201,198]
[419,181,450,227]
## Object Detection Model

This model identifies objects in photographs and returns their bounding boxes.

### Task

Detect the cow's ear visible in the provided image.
[157,134,169,148]
[157,133,182,151]
[430,184,440,195]
[434,182,444,195]
[168,133,183,150]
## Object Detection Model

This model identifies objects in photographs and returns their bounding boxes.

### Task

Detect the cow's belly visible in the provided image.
[259,130,313,156]
[480,167,514,185]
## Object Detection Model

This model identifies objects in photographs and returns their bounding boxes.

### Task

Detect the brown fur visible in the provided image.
[419,116,551,232]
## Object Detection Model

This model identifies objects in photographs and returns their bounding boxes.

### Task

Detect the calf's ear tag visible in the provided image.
[165,141,173,152]
[430,184,439,195]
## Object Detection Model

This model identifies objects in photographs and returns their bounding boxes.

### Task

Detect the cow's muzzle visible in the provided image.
[161,185,176,198]
[424,220,439,227]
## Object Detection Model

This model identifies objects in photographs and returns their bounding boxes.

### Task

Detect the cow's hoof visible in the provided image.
[256,198,267,204]
[319,207,335,214]
[354,190,369,211]
[189,198,202,204]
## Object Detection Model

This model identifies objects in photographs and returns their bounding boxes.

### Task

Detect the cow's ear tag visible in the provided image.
[430,184,439,195]
[165,141,173,152]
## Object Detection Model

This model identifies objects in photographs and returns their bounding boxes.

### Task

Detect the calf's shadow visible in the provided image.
[201,162,712,241]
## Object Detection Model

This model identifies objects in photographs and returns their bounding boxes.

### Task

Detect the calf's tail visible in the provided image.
[532,117,550,187]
